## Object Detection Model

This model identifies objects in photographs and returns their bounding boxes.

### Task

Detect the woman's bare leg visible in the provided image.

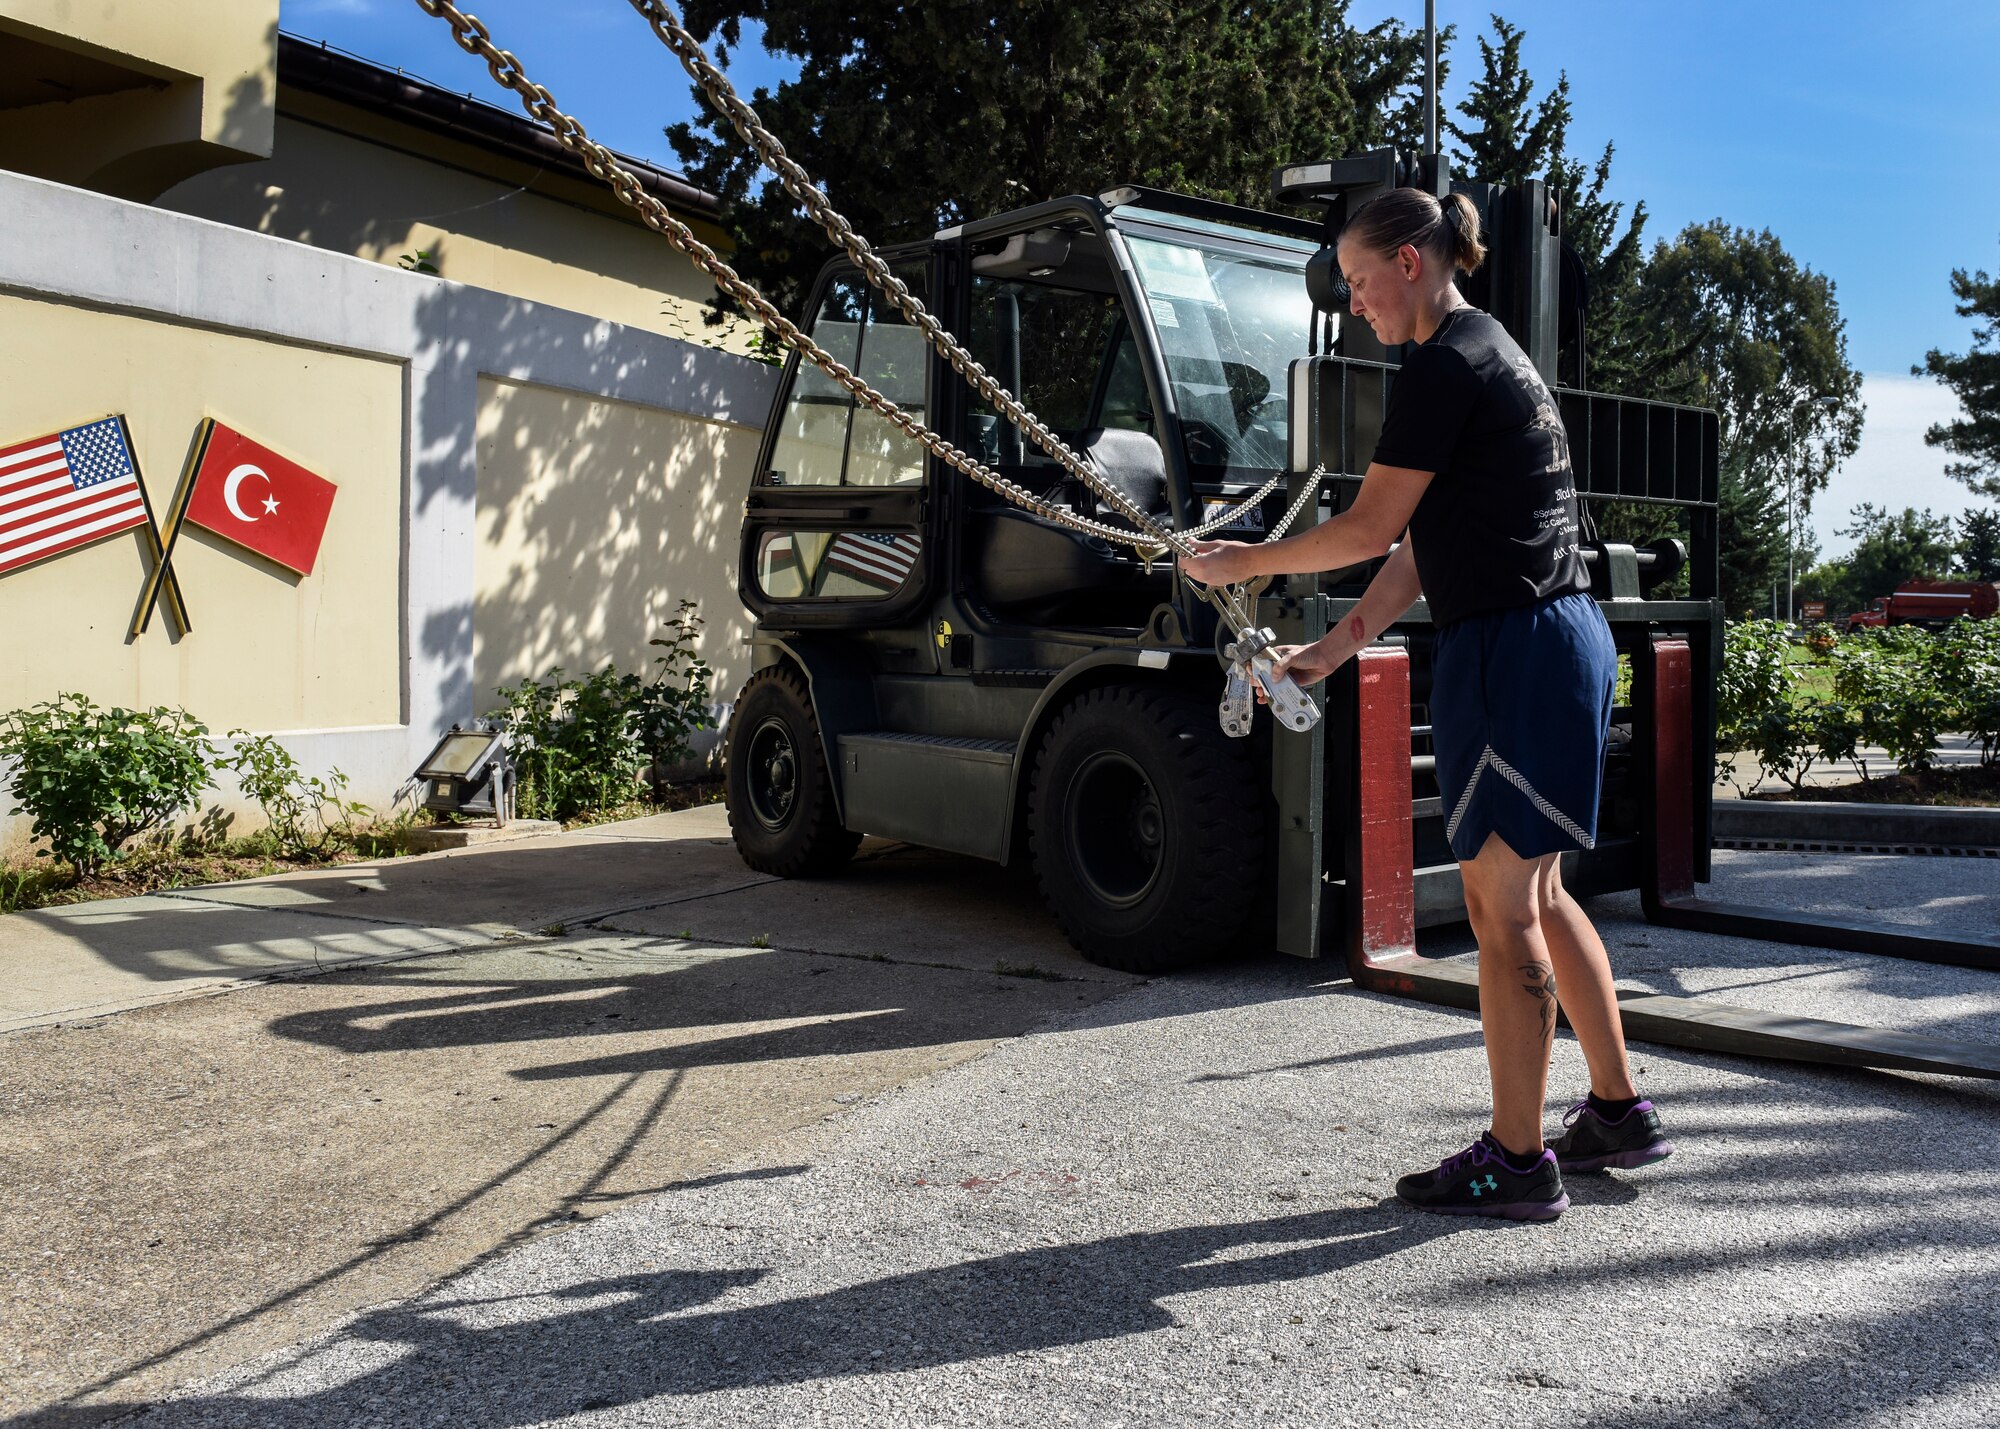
[1535,858,1638,1101]
[1458,833,1559,1157]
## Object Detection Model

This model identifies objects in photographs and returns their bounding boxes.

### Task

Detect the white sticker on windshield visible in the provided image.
[1148,296,1180,329]
[1129,237,1221,305]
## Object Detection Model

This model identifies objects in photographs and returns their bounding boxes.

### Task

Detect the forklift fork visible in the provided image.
[1336,643,2000,1082]
[1638,634,2000,972]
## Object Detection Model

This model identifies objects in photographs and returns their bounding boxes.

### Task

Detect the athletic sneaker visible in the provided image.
[1550,1097,1675,1173]
[1394,1132,1569,1221]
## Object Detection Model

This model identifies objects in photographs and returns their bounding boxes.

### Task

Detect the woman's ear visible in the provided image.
[1397,243,1424,282]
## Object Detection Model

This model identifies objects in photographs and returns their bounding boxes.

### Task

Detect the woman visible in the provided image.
[1180,188,1673,1222]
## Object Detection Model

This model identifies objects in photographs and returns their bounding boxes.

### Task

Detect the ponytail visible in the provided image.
[1342,188,1486,276]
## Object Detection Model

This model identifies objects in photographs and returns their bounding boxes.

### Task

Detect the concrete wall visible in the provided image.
[158,107,749,348]
[473,378,760,704]
[0,0,278,199]
[0,169,778,857]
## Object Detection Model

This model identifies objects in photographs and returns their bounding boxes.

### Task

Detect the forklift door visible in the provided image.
[740,260,936,629]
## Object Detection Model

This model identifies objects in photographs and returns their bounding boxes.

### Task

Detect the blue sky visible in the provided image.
[282,0,2000,554]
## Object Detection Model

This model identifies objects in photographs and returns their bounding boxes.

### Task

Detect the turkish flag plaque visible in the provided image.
[183,422,337,575]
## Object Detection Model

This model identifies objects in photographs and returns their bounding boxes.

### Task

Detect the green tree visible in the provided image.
[1445,15,1569,183]
[1639,223,1865,614]
[1440,16,1668,548]
[1837,503,1958,606]
[1913,255,2000,499]
[668,0,1431,319]
[1960,505,2000,581]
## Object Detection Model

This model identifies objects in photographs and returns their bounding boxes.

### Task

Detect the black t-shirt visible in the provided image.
[1369,307,1590,627]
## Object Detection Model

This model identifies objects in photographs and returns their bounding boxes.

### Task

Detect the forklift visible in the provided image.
[723,146,2000,1081]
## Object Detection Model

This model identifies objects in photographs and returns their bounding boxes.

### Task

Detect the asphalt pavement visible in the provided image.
[119,847,2000,1429]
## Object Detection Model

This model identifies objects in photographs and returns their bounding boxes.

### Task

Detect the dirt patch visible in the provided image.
[1747,763,2000,807]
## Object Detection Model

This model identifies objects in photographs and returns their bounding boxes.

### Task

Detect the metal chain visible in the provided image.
[409,0,1162,552]
[409,0,1306,617]
[621,0,1182,544]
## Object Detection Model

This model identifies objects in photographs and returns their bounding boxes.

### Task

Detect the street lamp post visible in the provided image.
[1786,393,1842,625]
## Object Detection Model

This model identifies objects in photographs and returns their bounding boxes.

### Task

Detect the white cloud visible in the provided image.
[1808,373,1984,558]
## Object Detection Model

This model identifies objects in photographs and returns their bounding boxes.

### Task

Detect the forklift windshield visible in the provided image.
[1117,218,1316,482]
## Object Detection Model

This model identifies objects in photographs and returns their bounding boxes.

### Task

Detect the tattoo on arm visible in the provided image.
[1521,962,1558,1045]
[1347,614,1367,643]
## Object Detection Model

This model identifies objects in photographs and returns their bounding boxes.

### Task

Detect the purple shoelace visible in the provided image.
[1435,1139,1499,1176]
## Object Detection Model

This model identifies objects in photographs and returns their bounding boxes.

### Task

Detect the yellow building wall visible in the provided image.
[0,0,277,198]
[473,376,758,724]
[160,112,755,349]
[0,293,402,732]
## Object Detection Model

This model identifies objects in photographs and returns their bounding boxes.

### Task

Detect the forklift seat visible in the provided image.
[1077,427,1171,527]
[964,427,1174,626]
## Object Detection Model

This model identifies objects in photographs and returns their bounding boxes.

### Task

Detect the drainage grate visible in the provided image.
[1715,838,2000,858]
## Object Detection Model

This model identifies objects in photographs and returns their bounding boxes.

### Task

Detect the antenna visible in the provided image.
[1424,1,1438,153]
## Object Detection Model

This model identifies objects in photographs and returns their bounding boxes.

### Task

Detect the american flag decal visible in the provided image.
[0,417,150,577]
[824,530,921,589]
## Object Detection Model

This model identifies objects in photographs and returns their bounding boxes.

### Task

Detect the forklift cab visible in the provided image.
[739,192,1324,640]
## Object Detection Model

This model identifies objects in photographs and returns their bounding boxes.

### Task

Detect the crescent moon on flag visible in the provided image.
[223,464,269,523]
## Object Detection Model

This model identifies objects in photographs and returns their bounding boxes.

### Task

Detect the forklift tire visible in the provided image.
[1028,684,1269,973]
[725,665,861,879]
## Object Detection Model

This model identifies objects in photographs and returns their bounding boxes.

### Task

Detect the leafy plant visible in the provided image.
[490,665,648,822]
[0,694,217,873]
[487,602,714,821]
[636,600,715,782]
[398,249,440,275]
[224,734,369,858]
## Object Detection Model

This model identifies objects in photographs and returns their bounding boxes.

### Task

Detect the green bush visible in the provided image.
[1716,620,1796,791]
[224,734,368,857]
[1933,618,2000,766]
[0,693,217,872]
[491,664,647,821]
[487,599,715,822]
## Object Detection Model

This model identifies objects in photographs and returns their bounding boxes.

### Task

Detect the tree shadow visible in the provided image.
[128,1206,1464,1426]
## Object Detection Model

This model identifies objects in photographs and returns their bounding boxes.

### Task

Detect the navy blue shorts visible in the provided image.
[1431,592,1616,863]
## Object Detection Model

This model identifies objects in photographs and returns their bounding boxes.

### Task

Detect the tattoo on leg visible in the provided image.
[1521,962,1557,1045]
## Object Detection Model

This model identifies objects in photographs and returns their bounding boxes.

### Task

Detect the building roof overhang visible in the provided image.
[277,32,722,222]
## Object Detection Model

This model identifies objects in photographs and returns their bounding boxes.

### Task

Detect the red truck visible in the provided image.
[1846,579,2000,631]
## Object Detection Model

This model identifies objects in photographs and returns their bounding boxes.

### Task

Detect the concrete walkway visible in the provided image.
[133,850,2000,1429]
[0,805,1139,1423]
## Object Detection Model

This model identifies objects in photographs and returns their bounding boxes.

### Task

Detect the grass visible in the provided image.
[994,959,1066,981]
[1781,645,1839,702]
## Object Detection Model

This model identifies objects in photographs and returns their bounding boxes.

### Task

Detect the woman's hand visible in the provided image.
[1178,539,1256,587]
[1271,635,1352,689]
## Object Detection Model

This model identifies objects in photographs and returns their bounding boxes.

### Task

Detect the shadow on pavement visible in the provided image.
[125,1208,1465,1426]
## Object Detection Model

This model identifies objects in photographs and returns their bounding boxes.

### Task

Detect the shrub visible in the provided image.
[491,664,648,821]
[488,602,714,822]
[0,693,216,872]
[224,734,368,857]
[1933,618,2000,766]
[1715,620,1794,792]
